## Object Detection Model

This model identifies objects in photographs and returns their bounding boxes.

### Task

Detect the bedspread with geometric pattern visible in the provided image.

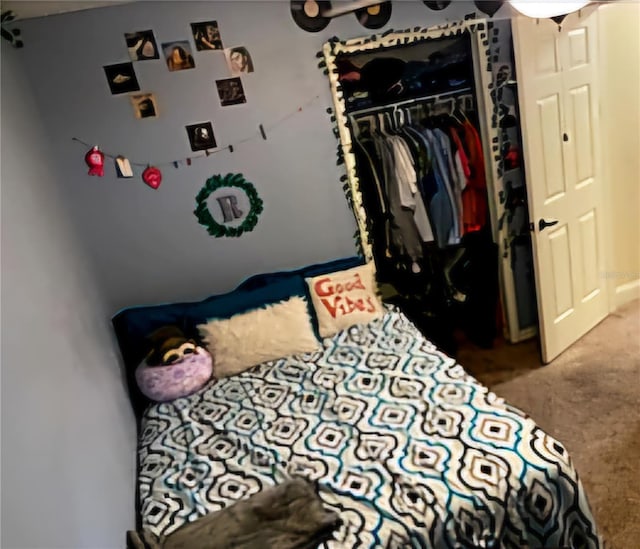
[138,306,600,548]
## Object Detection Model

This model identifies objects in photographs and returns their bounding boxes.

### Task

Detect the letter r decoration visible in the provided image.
[194,173,263,237]
[216,194,244,222]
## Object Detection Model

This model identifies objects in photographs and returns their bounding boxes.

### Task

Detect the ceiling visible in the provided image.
[2,1,131,20]
[2,1,604,22]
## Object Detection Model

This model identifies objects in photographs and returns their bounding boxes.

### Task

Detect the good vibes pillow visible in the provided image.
[306,262,384,338]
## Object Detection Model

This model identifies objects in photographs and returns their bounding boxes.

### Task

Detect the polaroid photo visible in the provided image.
[125,30,159,61]
[104,62,141,95]
[130,93,158,119]
[224,46,254,76]
[216,77,247,107]
[191,21,223,51]
[186,122,217,151]
[162,41,196,71]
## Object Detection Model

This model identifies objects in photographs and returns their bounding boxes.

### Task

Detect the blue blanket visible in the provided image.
[138,306,600,548]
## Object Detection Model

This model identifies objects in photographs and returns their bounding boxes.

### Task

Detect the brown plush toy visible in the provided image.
[145,326,198,367]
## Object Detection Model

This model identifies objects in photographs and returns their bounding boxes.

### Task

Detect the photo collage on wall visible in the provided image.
[102,19,256,152]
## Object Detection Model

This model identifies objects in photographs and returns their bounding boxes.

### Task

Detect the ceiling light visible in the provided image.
[509,1,590,19]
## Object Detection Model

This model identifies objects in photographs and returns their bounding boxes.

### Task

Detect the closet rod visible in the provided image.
[347,87,472,117]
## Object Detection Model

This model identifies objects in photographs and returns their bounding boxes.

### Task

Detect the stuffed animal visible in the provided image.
[137,326,214,402]
[145,325,199,366]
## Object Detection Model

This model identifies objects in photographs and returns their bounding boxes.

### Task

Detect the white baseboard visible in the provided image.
[614,278,640,310]
[509,325,538,344]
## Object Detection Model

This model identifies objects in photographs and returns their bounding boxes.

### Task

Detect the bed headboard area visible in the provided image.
[112,256,365,420]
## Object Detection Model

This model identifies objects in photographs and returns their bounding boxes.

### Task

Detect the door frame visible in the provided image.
[322,19,528,343]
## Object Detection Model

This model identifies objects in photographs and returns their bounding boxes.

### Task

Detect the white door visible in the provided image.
[513,10,609,363]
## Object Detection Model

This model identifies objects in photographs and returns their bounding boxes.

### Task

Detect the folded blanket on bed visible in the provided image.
[127,478,341,549]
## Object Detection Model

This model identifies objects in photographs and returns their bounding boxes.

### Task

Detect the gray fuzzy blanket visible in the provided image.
[127,478,341,549]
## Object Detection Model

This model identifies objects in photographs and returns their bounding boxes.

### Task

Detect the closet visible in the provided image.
[323,20,537,356]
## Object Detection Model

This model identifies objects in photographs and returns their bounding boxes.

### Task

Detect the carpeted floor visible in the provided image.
[457,299,640,549]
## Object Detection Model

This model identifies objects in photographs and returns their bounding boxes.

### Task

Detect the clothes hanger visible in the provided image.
[430,101,449,128]
[404,106,412,126]
[391,107,399,130]
[451,96,466,125]
[394,106,405,129]
[383,111,396,134]
[355,114,376,137]
[349,114,361,138]
[377,112,389,136]
[436,98,457,128]
[409,104,423,128]
[423,101,436,129]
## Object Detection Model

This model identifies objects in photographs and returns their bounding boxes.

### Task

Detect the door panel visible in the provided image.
[548,225,574,317]
[567,27,589,68]
[578,210,598,296]
[513,11,608,362]
[569,86,594,182]
[538,94,566,199]
[535,34,560,74]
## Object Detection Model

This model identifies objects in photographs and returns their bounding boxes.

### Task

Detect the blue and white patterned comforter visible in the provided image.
[138,307,600,548]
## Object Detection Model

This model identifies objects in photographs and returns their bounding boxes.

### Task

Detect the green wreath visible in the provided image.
[194,173,263,237]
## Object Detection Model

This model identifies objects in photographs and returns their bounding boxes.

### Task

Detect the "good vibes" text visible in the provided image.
[313,274,377,318]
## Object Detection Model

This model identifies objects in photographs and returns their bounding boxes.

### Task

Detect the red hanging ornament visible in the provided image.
[85,146,105,176]
[142,165,162,189]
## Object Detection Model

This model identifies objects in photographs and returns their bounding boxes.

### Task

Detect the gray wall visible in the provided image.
[0,3,513,546]
[15,0,495,313]
[1,44,137,548]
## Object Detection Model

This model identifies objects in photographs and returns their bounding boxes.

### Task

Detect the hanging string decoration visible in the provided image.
[72,94,321,187]
[115,156,134,178]
[142,166,162,189]
[85,146,105,176]
[194,173,263,238]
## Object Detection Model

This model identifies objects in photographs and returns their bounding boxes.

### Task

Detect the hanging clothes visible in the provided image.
[404,125,455,249]
[373,133,424,263]
[397,127,435,244]
[351,104,488,276]
[448,125,472,232]
[460,119,489,233]
[422,127,460,246]
[434,127,464,240]
[388,134,435,244]
[352,136,392,265]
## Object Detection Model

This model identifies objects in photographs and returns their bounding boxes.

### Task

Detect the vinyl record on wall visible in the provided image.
[355,2,392,29]
[291,0,332,32]
[423,1,452,11]
[474,0,505,17]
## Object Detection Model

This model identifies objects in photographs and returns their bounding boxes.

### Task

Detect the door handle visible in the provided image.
[538,218,559,231]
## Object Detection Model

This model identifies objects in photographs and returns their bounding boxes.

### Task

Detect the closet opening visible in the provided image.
[323,21,541,384]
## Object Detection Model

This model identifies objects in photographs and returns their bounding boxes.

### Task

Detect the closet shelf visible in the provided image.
[347,87,473,117]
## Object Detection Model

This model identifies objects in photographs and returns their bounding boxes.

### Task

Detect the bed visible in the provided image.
[113,257,601,549]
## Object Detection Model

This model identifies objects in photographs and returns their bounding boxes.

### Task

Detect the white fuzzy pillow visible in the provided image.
[197,296,320,378]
